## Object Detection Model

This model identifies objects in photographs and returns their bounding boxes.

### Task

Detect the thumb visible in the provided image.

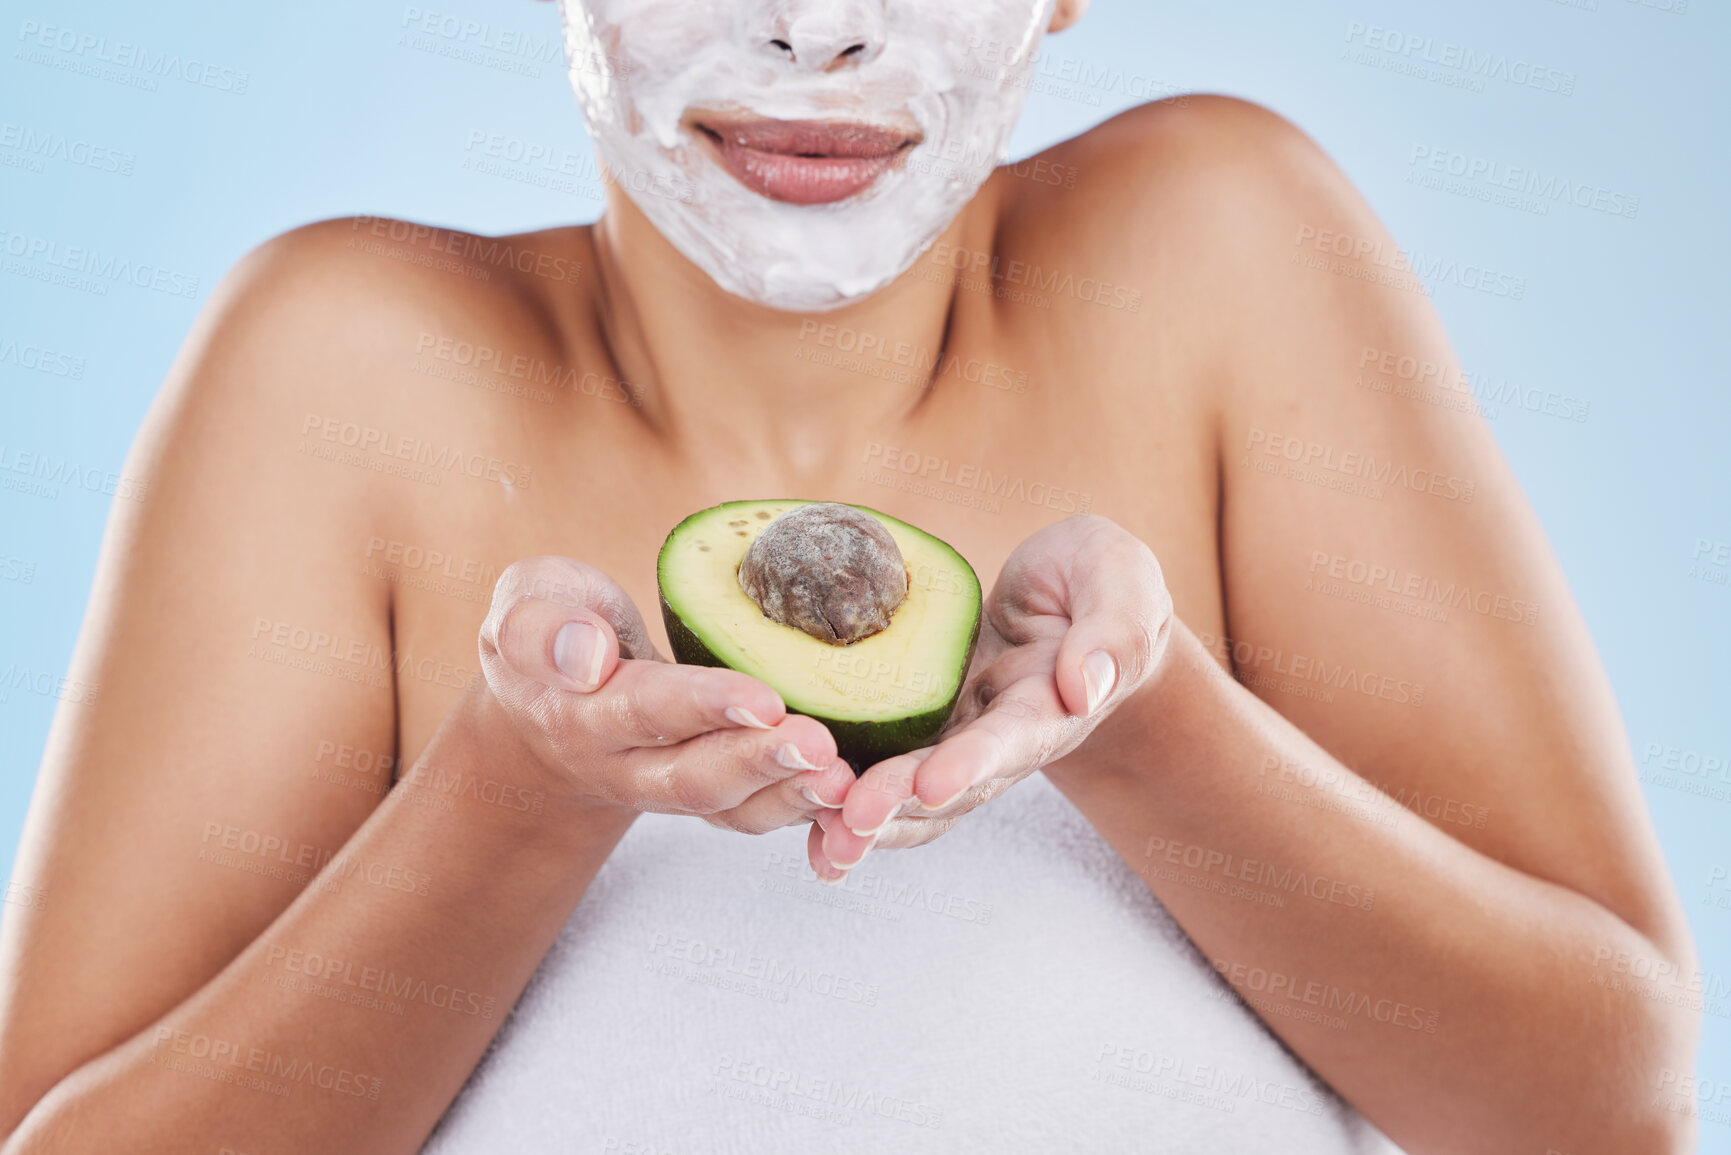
[480,556,651,694]
[495,600,621,694]
[1050,529,1172,718]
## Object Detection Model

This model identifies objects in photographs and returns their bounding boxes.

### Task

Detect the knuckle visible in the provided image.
[496,557,598,613]
[671,774,725,816]
[604,692,661,744]
[721,749,779,795]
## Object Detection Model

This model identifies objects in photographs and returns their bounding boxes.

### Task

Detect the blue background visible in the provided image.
[3,0,1727,1135]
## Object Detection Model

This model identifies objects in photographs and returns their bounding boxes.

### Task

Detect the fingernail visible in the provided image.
[1082,649,1118,716]
[554,621,604,689]
[775,743,821,771]
[814,869,847,886]
[725,705,774,730]
[830,838,876,870]
[846,818,887,838]
[797,784,841,810]
[915,792,960,815]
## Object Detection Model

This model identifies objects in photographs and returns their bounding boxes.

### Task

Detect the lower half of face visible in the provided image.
[561,0,1054,312]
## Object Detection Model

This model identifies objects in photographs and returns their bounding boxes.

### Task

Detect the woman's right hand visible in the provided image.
[475,556,855,834]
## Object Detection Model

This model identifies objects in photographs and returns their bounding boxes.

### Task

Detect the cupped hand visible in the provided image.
[477,556,856,833]
[808,515,1173,877]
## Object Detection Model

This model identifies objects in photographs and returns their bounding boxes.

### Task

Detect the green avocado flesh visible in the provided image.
[657,499,983,775]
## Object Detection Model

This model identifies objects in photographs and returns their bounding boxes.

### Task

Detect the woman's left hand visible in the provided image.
[808,514,1174,878]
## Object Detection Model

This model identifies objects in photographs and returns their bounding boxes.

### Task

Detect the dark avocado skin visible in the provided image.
[659,591,982,776]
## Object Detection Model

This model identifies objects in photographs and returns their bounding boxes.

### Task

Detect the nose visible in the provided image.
[756,1,886,72]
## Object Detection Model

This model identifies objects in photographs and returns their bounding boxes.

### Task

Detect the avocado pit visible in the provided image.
[737,503,908,645]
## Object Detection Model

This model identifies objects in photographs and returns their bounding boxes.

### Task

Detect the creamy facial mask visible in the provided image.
[557,0,1056,312]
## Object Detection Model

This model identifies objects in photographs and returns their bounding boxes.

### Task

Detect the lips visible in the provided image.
[692,116,920,205]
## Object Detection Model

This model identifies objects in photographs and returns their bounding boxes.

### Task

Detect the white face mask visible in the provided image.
[557,0,1056,312]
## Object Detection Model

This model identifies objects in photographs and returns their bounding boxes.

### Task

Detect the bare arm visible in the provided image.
[1052,99,1697,1154]
[825,98,1699,1153]
[0,224,851,1152]
[1053,625,1696,1155]
[5,688,633,1154]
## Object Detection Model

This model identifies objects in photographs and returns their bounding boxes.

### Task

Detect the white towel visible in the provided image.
[423,772,1406,1154]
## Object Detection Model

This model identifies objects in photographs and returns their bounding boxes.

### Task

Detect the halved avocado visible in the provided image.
[657,499,982,774]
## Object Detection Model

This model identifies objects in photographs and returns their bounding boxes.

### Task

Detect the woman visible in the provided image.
[0,0,1699,1152]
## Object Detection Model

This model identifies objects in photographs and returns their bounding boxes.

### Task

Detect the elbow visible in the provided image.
[1625,1039,1704,1155]
[1596,949,1704,1155]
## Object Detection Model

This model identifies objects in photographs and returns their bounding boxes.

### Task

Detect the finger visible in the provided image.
[837,747,930,840]
[583,659,796,750]
[491,593,623,694]
[705,756,856,835]
[481,556,659,672]
[622,713,838,814]
[868,812,959,852]
[911,681,1081,814]
[1047,527,1172,717]
[807,812,847,882]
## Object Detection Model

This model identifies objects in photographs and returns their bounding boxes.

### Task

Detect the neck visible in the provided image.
[587,183,989,485]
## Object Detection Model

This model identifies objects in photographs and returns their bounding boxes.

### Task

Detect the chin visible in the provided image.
[600,139,982,313]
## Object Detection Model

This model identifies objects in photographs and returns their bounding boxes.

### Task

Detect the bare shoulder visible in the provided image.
[183,215,588,415]
[0,214,594,1125]
[1001,100,1688,958]
[985,95,1385,416]
[149,214,599,519]
[993,94,1355,280]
